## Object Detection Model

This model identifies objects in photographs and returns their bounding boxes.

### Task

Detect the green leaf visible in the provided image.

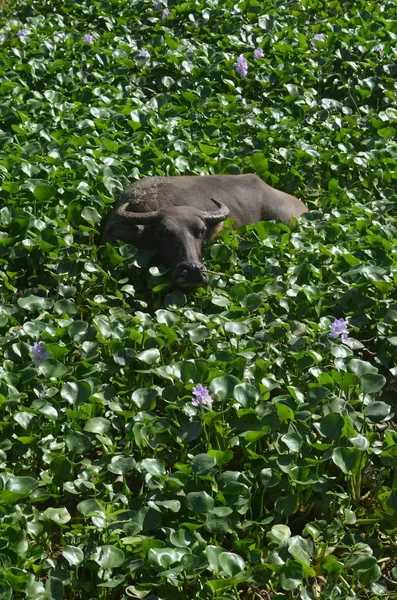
[281,433,302,452]
[62,545,84,566]
[364,401,390,422]
[320,413,344,439]
[206,545,225,573]
[224,321,250,336]
[92,545,125,569]
[380,445,397,467]
[60,381,91,405]
[210,375,240,400]
[207,449,233,467]
[191,453,216,475]
[131,388,158,410]
[359,373,386,394]
[33,184,56,201]
[43,507,71,525]
[186,491,214,513]
[37,359,67,379]
[210,244,232,262]
[205,512,234,535]
[218,552,245,576]
[233,383,259,407]
[280,560,304,591]
[347,359,378,377]
[136,349,161,365]
[97,574,126,588]
[321,554,345,574]
[54,299,77,316]
[169,529,192,547]
[82,206,102,225]
[378,126,395,138]
[108,455,136,475]
[177,421,203,442]
[84,417,111,434]
[274,495,298,516]
[332,447,361,474]
[148,548,183,568]
[288,536,312,566]
[6,476,38,493]
[140,459,166,476]
[351,556,381,585]
[17,295,53,311]
[269,524,291,543]
[77,499,103,516]
[65,432,91,454]
[45,576,63,600]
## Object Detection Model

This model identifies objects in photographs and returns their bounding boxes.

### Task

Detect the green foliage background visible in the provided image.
[0,0,396,598]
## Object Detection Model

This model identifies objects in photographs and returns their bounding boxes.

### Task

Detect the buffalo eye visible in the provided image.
[193,225,206,238]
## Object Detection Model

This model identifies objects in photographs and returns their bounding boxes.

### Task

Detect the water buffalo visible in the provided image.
[101,174,308,289]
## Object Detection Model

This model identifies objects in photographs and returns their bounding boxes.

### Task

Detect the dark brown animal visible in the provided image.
[101,174,308,289]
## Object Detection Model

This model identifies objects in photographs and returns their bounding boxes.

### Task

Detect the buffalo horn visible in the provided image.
[115,203,160,223]
[201,198,230,225]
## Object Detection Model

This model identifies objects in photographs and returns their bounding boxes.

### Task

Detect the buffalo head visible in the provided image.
[115,198,229,289]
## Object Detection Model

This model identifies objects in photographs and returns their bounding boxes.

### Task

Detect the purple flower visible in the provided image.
[329,318,349,344]
[187,45,196,53]
[32,342,50,365]
[83,34,94,44]
[253,47,264,59]
[17,29,28,37]
[311,33,326,46]
[153,0,162,8]
[192,384,213,407]
[162,8,170,19]
[372,45,383,53]
[235,55,248,78]
[139,48,151,65]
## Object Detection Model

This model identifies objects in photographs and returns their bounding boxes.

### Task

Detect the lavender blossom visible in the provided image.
[17,29,28,37]
[32,342,50,365]
[162,8,170,19]
[329,318,349,344]
[192,384,213,407]
[235,55,248,78]
[187,45,196,53]
[153,0,162,8]
[83,33,94,44]
[139,48,151,65]
[372,44,383,53]
[253,47,264,59]
[311,33,326,47]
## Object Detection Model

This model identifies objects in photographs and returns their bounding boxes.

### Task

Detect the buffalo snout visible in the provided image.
[171,261,209,289]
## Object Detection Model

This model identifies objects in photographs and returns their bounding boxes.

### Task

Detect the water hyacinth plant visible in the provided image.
[192,383,213,407]
[138,47,151,65]
[235,54,248,78]
[31,341,50,365]
[83,33,94,43]
[311,32,327,46]
[0,0,396,598]
[329,317,349,343]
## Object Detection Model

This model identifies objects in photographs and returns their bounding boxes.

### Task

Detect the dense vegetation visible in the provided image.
[0,0,396,598]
